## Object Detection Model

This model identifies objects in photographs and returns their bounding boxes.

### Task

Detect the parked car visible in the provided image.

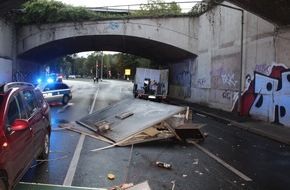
[36,82,72,105]
[0,82,51,190]
[68,75,76,79]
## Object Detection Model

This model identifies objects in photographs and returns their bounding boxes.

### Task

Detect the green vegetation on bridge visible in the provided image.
[4,0,220,25]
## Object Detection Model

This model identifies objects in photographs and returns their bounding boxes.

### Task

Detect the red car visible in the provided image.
[0,82,51,190]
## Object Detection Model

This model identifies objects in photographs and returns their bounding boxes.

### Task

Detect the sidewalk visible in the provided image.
[168,98,290,146]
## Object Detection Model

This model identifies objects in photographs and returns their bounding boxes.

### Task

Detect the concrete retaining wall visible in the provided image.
[169,2,290,127]
[0,19,14,83]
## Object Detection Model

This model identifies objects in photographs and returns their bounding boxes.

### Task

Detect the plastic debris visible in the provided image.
[156,161,171,169]
[108,173,115,180]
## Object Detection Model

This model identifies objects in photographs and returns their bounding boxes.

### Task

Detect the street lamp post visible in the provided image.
[101,51,104,81]
[95,61,98,79]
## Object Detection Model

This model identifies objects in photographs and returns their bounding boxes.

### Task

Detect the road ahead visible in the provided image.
[18,79,290,190]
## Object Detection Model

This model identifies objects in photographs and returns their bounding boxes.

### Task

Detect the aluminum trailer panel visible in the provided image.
[77,98,186,144]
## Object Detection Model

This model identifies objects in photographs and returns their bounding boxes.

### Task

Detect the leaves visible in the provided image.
[132,0,182,17]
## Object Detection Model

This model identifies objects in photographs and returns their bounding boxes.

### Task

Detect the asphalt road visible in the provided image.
[18,79,290,190]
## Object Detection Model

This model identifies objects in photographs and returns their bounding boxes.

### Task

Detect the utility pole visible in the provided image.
[101,51,104,81]
[96,60,98,79]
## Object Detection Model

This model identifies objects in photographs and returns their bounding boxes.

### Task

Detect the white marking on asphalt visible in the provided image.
[57,103,74,113]
[19,182,106,189]
[63,134,85,186]
[90,88,99,114]
[187,140,252,181]
[90,144,116,152]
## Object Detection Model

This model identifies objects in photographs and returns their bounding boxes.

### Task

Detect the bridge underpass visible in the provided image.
[2,0,290,126]
[18,35,196,63]
[16,18,198,64]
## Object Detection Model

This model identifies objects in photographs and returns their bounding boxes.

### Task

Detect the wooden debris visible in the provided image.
[115,111,134,120]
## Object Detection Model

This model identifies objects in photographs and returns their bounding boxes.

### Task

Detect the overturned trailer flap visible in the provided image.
[77,98,186,145]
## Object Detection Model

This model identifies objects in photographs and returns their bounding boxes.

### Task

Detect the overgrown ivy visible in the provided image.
[4,0,218,26]
[5,0,101,25]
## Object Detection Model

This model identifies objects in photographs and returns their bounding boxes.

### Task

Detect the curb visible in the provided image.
[191,107,290,146]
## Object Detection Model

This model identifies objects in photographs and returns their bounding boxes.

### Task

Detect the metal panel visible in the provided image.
[77,98,186,143]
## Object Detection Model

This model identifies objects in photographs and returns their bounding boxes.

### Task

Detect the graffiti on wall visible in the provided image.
[176,70,192,99]
[13,71,33,82]
[170,59,198,99]
[241,64,290,127]
[211,66,238,88]
[221,73,238,87]
[109,22,120,30]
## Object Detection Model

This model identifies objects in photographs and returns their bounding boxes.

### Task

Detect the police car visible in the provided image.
[36,82,72,105]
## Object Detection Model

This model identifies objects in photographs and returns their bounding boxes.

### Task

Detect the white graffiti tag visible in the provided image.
[221,73,238,86]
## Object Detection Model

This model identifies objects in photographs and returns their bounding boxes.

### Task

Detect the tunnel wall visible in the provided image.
[0,19,14,83]
[169,2,290,127]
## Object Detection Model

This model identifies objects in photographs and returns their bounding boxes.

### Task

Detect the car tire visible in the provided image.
[62,95,69,105]
[0,177,7,190]
[38,132,50,160]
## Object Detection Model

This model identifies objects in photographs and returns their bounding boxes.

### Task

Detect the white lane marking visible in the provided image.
[63,134,85,186]
[18,182,106,189]
[90,88,99,114]
[187,140,252,181]
[57,103,74,113]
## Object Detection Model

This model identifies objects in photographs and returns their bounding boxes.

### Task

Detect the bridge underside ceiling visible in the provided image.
[225,0,290,26]
[18,35,196,64]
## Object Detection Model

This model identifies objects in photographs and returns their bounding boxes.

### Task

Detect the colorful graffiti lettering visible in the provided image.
[242,65,290,127]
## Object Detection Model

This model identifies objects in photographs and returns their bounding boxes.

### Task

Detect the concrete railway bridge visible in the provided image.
[1,1,290,127]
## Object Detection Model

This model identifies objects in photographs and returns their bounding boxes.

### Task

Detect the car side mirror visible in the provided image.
[11,119,29,131]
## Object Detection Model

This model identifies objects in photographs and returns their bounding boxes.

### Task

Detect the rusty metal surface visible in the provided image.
[77,98,186,143]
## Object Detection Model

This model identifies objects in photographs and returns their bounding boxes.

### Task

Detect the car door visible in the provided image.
[22,89,45,157]
[3,93,34,186]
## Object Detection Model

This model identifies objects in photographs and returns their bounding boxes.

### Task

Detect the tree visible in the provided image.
[132,0,182,17]
[6,0,99,25]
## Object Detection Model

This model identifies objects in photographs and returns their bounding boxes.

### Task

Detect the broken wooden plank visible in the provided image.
[175,123,206,140]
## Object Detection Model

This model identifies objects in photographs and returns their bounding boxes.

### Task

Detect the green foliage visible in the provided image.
[132,0,182,17]
[5,0,188,25]
[6,0,100,25]
[57,52,158,79]
[188,1,221,16]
